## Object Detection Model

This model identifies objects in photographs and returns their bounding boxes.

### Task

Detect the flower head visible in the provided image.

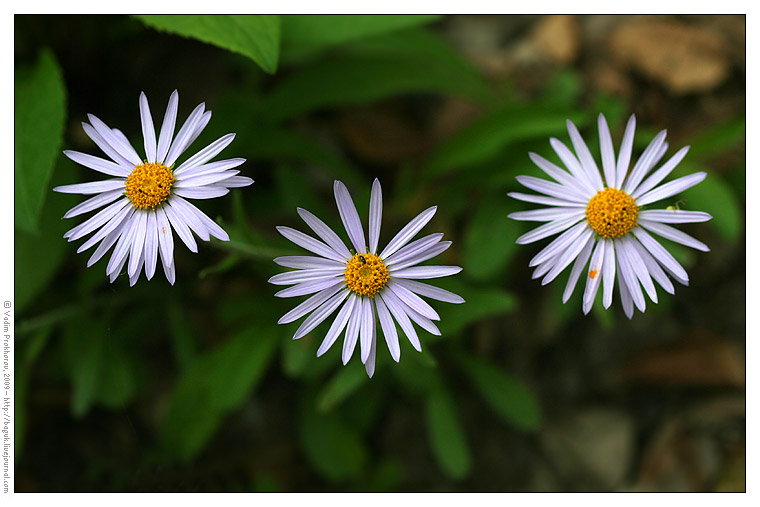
[54,91,253,285]
[509,114,712,318]
[271,179,465,377]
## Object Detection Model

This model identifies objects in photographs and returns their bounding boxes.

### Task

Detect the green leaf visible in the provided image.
[316,361,367,413]
[161,326,279,461]
[424,386,472,480]
[61,316,106,417]
[299,404,368,482]
[15,48,66,232]
[168,301,198,370]
[436,281,517,336]
[95,345,137,409]
[425,107,587,178]
[135,15,281,73]
[15,360,29,456]
[263,28,491,121]
[686,117,745,161]
[463,197,522,280]
[281,15,441,60]
[457,354,542,432]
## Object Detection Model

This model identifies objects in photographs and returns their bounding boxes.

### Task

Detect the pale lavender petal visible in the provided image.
[638,209,712,224]
[632,226,689,285]
[509,207,585,222]
[156,207,174,272]
[293,288,350,340]
[384,233,442,267]
[275,277,346,298]
[334,180,367,254]
[81,122,133,169]
[602,238,616,308]
[365,317,377,377]
[638,219,709,252]
[63,150,129,177]
[163,201,198,253]
[87,114,142,166]
[164,102,206,166]
[174,133,236,174]
[274,256,346,270]
[317,295,357,357]
[390,265,462,280]
[375,294,400,362]
[139,92,157,163]
[186,111,212,150]
[515,213,585,245]
[173,186,229,200]
[276,226,348,262]
[379,206,437,259]
[615,241,646,312]
[156,90,179,164]
[278,282,344,324]
[581,239,606,314]
[106,212,140,276]
[386,280,440,320]
[369,178,383,254]
[174,158,246,180]
[86,212,133,267]
[360,297,374,363]
[529,152,593,196]
[174,170,239,188]
[64,198,130,241]
[400,302,441,336]
[630,237,674,295]
[617,266,635,319]
[170,195,230,241]
[77,204,134,254]
[388,241,451,271]
[217,176,253,188]
[268,268,344,286]
[342,299,363,364]
[562,236,595,303]
[508,192,581,207]
[127,210,148,278]
[129,250,144,286]
[623,130,667,194]
[109,251,128,284]
[542,228,595,285]
[529,221,589,267]
[597,114,617,188]
[297,207,353,259]
[144,210,159,280]
[393,279,465,304]
[53,179,125,195]
[63,189,124,219]
[615,115,636,189]
[621,236,658,304]
[566,119,604,189]
[166,199,209,242]
[635,172,707,206]
[631,146,690,198]
[515,175,587,203]
[380,289,422,352]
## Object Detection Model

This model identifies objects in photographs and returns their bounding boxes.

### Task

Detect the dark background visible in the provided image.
[14,15,745,491]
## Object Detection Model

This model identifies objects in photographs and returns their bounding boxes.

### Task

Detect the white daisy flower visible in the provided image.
[54,90,253,286]
[271,179,465,377]
[509,113,712,318]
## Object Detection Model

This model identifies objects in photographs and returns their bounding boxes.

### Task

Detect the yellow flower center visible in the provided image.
[125,162,174,209]
[586,187,638,238]
[344,253,389,297]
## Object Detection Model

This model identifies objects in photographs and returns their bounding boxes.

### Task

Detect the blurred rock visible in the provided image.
[530,15,581,65]
[539,407,634,491]
[610,19,730,94]
[617,333,744,387]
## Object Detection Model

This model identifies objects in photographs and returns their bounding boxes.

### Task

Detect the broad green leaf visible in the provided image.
[263,28,491,121]
[463,197,522,280]
[281,14,442,60]
[135,15,281,73]
[316,361,367,413]
[457,354,542,432]
[425,107,587,178]
[62,316,106,417]
[281,334,315,378]
[299,404,368,482]
[161,326,279,461]
[15,48,66,232]
[435,280,517,336]
[424,386,472,480]
[686,117,745,161]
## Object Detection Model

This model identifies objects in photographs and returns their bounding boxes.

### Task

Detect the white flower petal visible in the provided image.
[620,236,658,304]
[615,115,637,189]
[384,233,443,266]
[566,119,604,190]
[156,90,179,164]
[174,133,236,174]
[87,114,142,166]
[638,209,712,224]
[278,282,344,325]
[617,266,635,319]
[375,294,400,362]
[293,288,350,340]
[317,295,358,357]
[562,236,595,303]
[380,206,437,259]
[86,210,133,267]
[54,179,125,195]
[635,172,707,206]
[268,268,344,286]
[174,158,246,180]
[614,240,646,312]
[631,146,690,198]
[173,170,239,188]
[623,130,667,194]
[542,228,595,285]
[342,299,363,364]
[386,280,440,321]
[217,176,253,188]
[632,226,689,285]
[128,211,148,278]
[63,150,130,177]
[630,237,674,295]
[166,199,209,242]
[333,180,367,254]
[508,192,581,207]
[515,175,587,203]
[276,226,348,262]
[369,178,383,255]
[172,186,230,200]
[139,92,157,163]
[297,207,353,259]
[156,207,174,271]
[144,210,159,281]
[390,265,462,280]
[275,277,346,298]
[77,204,134,254]
[528,152,592,197]
[81,122,133,169]
[509,207,585,222]
[529,220,589,267]
[360,297,374,363]
[597,114,617,188]
[602,238,616,308]
[387,241,451,272]
[274,256,346,270]
[581,239,606,314]
[380,288,422,352]
[393,279,465,304]
[63,189,124,219]
[164,102,206,167]
[638,219,710,252]
[549,137,597,192]
[515,213,585,245]
[163,201,198,253]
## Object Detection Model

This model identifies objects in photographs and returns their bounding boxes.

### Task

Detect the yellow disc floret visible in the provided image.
[125,162,174,209]
[586,187,638,238]
[345,253,390,297]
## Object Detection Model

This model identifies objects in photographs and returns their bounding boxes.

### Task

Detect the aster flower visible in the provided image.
[54,90,253,286]
[509,114,712,318]
[270,179,464,377]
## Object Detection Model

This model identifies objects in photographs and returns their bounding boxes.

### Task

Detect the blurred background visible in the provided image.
[14,15,745,492]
